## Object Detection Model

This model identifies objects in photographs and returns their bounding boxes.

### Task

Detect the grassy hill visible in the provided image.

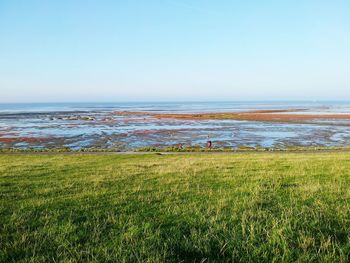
[1,153,350,262]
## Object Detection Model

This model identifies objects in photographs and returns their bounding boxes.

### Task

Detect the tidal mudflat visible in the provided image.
[1,102,350,150]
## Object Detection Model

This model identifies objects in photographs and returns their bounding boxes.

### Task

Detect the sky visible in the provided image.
[0,0,349,102]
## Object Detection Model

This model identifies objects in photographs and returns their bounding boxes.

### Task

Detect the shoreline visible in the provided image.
[2,147,350,155]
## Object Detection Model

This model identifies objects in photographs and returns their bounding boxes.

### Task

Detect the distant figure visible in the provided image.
[178,143,183,150]
[207,140,212,149]
[206,136,212,149]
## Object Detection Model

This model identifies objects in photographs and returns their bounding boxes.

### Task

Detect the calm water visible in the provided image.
[1,101,350,150]
[1,101,350,113]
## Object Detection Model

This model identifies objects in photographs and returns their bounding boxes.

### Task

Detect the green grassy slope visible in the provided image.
[1,153,350,262]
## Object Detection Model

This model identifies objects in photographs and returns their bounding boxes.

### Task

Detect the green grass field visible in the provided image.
[1,153,350,262]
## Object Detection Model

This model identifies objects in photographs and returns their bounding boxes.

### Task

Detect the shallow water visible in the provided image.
[1,101,350,150]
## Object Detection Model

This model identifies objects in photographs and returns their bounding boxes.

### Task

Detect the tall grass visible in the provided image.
[1,153,350,262]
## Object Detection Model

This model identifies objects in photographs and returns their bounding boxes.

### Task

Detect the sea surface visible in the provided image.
[1,101,350,150]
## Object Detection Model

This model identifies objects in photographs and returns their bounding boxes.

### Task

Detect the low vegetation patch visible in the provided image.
[1,153,350,262]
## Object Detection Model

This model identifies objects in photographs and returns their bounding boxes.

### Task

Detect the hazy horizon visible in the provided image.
[1,1,349,102]
[2,100,350,105]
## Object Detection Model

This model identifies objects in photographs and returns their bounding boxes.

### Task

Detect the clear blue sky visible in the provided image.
[0,0,349,102]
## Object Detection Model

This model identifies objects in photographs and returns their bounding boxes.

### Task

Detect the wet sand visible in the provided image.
[2,106,350,150]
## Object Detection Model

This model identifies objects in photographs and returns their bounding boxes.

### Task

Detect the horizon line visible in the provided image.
[1,99,350,104]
